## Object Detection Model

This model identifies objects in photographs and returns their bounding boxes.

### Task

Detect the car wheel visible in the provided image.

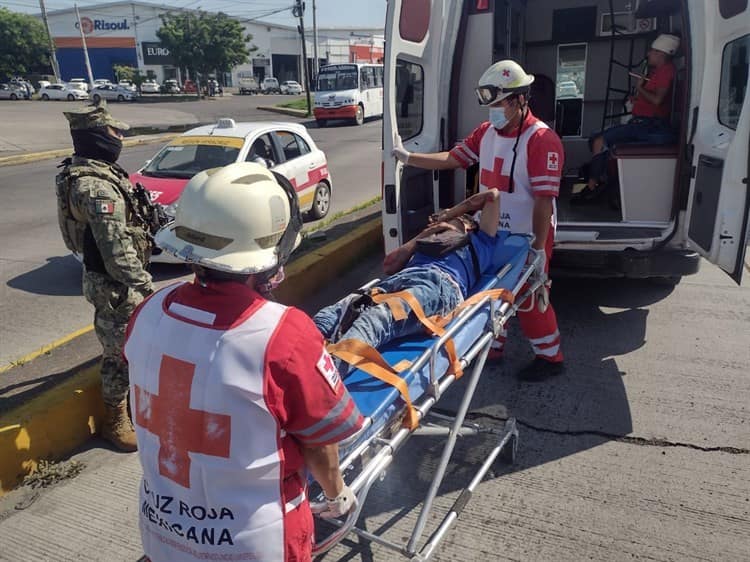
[309,182,331,220]
[10,93,17,100]
[117,94,125,102]
[316,119,327,128]
[42,94,49,100]
[354,104,364,126]
[67,94,74,101]
[93,94,101,103]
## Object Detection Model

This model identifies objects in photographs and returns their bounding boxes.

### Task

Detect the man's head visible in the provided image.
[64,100,130,163]
[155,162,303,287]
[475,60,534,131]
[648,34,680,66]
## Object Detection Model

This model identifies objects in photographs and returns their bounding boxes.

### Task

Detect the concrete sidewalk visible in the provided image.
[0,259,748,562]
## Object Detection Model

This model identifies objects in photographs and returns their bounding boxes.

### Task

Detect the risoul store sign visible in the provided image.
[75,16,131,34]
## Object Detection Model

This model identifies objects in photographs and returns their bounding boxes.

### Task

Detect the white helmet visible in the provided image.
[651,34,680,56]
[155,162,302,275]
[475,59,535,106]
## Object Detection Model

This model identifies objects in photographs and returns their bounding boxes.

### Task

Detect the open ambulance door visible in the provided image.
[685,1,750,284]
[382,0,465,253]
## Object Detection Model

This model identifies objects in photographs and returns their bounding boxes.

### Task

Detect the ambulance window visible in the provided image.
[719,0,747,19]
[555,44,587,137]
[395,60,423,140]
[718,34,749,130]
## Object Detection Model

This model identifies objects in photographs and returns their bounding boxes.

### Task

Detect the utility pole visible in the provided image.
[293,0,312,115]
[312,0,319,81]
[74,4,95,90]
[38,0,61,82]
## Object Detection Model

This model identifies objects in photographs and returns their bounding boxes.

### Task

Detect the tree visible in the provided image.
[157,11,256,93]
[0,8,51,80]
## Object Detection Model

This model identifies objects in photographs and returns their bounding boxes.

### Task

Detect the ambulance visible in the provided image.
[382,0,749,284]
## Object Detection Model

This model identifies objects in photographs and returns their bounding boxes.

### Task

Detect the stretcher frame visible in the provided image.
[313,244,547,561]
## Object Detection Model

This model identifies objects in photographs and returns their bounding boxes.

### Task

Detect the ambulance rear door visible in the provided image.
[685,0,750,284]
[382,0,465,252]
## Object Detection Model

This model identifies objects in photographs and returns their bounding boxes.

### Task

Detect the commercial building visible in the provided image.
[41,1,384,86]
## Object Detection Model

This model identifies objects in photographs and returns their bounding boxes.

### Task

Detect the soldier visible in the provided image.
[56,100,154,451]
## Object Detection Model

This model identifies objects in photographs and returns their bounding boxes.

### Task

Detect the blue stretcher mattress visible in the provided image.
[341,233,531,448]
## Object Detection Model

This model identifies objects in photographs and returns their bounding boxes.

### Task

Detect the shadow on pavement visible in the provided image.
[6,255,82,296]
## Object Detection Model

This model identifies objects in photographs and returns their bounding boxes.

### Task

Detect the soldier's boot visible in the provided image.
[101,400,138,452]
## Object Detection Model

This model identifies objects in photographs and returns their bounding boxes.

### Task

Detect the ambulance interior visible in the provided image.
[495,1,685,231]
[402,0,694,245]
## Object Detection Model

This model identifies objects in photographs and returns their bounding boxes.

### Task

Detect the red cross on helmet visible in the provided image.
[475,59,535,106]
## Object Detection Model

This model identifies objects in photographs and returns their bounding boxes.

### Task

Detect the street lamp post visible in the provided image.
[293,0,313,116]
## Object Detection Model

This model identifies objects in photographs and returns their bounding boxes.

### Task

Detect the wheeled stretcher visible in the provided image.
[312,233,547,560]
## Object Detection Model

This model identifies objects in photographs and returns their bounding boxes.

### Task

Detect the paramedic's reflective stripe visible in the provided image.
[529,330,561,358]
[285,490,306,513]
[328,339,420,430]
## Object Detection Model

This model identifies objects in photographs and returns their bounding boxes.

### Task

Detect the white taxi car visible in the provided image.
[131,119,332,261]
[39,83,90,101]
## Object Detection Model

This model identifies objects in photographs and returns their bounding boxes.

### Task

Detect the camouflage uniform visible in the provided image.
[56,103,153,407]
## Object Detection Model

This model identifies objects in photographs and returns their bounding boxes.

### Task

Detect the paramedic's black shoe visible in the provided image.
[516,358,565,382]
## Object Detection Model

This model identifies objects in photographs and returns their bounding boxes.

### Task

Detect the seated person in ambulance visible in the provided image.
[314,190,504,375]
[124,163,364,562]
[573,33,680,203]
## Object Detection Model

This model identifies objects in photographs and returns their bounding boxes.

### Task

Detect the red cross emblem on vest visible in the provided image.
[480,156,510,191]
[134,355,232,489]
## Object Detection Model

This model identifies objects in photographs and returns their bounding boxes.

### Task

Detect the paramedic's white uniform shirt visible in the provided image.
[450,110,564,235]
[125,279,363,562]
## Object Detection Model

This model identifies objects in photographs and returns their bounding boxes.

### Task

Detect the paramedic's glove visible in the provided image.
[536,280,551,314]
[392,133,411,164]
[528,248,547,267]
[311,485,358,519]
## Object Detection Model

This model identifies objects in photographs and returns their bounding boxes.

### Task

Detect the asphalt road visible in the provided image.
[0,112,382,367]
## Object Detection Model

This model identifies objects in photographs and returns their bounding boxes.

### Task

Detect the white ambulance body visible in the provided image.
[382,0,749,284]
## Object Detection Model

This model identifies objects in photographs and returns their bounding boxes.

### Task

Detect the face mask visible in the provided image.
[489,106,509,130]
[71,127,123,163]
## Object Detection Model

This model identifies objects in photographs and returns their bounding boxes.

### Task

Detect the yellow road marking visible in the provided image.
[0,325,94,374]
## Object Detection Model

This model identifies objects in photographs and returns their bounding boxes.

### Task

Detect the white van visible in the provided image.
[383,0,749,284]
[261,77,280,94]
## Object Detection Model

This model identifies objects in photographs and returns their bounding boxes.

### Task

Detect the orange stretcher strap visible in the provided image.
[327,338,419,430]
[429,288,515,329]
[371,290,464,378]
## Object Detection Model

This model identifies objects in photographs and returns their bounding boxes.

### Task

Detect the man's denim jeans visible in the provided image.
[314,266,463,375]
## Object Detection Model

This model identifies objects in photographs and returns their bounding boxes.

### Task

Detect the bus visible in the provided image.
[383,0,749,285]
[314,63,384,127]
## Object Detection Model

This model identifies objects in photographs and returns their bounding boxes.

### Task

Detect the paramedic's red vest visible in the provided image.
[125,285,302,562]
[451,113,563,235]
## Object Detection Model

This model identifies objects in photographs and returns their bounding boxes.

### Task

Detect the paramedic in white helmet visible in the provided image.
[392,59,565,382]
[574,33,680,203]
[124,162,363,562]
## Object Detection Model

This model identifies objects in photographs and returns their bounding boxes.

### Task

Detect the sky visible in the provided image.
[4,0,387,29]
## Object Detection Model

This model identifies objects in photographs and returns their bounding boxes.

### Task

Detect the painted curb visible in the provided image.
[256,105,310,118]
[0,133,181,168]
[0,216,382,495]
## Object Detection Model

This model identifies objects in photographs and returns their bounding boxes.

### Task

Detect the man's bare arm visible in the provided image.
[303,443,344,499]
[407,151,463,170]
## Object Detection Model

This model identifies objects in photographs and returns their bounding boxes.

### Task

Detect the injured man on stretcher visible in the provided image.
[314,189,505,375]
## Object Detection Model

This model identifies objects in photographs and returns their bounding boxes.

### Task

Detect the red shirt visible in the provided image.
[632,61,675,119]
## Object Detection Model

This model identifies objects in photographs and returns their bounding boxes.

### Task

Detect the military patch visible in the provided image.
[95,199,115,214]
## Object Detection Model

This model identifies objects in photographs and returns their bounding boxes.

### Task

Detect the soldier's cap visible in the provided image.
[63,99,130,131]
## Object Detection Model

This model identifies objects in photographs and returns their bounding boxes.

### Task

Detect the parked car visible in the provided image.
[182,79,198,93]
[39,83,89,101]
[161,79,181,94]
[131,119,332,261]
[9,78,34,95]
[0,83,29,100]
[117,80,136,92]
[37,80,51,90]
[238,76,259,95]
[68,78,89,92]
[93,79,113,87]
[280,80,303,95]
[556,80,581,99]
[261,77,280,94]
[140,80,160,94]
[90,84,137,102]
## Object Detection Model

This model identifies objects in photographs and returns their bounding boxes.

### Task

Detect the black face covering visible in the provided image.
[71,127,123,163]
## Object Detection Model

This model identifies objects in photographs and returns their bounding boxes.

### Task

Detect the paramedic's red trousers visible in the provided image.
[492,229,563,362]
